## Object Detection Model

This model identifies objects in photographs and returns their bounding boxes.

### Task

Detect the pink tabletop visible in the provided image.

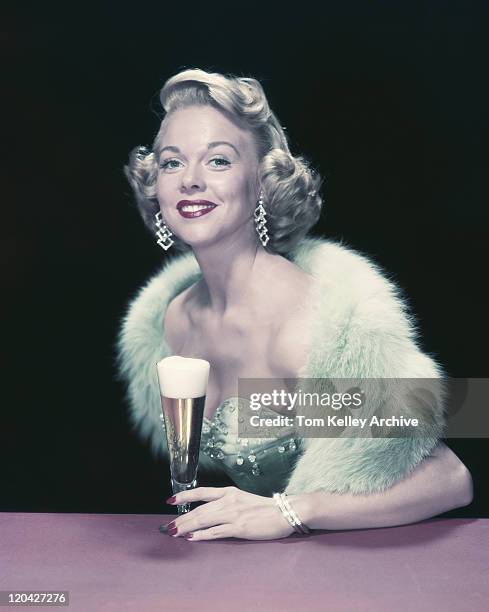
[0,513,487,612]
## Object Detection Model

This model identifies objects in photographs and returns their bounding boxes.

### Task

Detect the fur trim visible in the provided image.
[114,237,446,493]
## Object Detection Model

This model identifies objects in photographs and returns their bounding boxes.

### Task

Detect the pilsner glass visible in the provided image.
[156,356,210,515]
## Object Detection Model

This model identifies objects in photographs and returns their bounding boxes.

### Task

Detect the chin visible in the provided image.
[178,230,221,249]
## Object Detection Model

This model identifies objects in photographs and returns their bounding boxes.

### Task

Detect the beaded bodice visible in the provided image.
[199,397,302,497]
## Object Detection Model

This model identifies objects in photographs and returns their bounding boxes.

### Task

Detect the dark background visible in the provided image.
[2,1,487,516]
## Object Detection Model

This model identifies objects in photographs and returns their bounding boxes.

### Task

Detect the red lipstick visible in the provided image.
[176,200,217,219]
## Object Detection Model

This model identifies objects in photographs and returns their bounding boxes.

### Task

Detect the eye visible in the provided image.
[209,157,231,168]
[159,159,181,171]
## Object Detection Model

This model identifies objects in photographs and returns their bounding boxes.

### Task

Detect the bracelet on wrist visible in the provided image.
[273,492,311,535]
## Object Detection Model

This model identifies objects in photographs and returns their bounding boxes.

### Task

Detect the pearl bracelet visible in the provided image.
[273,492,310,535]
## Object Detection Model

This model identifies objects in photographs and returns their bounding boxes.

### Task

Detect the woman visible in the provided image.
[116,68,473,541]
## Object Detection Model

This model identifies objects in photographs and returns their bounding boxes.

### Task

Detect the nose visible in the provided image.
[180,162,205,192]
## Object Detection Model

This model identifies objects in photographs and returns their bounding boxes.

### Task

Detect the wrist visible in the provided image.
[273,492,311,534]
[287,491,326,529]
[284,492,319,530]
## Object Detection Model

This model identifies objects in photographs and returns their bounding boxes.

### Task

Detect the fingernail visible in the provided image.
[159,520,176,533]
[167,527,178,536]
[185,533,193,540]
[166,496,177,504]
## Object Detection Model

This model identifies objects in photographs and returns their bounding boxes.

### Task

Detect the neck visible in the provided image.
[191,230,279,317]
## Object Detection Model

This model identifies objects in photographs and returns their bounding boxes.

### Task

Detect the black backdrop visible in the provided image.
[2,1,488,516]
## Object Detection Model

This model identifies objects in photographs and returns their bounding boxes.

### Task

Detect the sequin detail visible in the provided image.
[200,397,301,487]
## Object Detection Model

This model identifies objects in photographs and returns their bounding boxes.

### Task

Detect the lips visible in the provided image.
[176,200,217,219]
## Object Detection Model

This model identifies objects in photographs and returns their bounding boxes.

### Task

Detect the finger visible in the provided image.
[185,524,235,541]
[167,486,233,505]
[171,501,228,536]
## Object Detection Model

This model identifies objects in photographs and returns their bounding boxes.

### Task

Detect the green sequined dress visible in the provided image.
[199,397,302,497]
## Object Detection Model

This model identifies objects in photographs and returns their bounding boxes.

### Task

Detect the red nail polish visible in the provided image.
[166,521,176,530]
[167,527,178,536]
[166,496,176,504]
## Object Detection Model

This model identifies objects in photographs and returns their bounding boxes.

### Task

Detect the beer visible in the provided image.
[156,356,210,514]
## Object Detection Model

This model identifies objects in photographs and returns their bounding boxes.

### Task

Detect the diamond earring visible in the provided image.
[254,192,269,247]
[155,211,174,251]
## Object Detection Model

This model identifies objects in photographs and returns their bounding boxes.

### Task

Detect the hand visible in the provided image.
[162,486,296,541]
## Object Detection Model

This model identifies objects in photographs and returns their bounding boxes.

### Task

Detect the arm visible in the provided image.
[289,441,473,530]
[160,441,473,541]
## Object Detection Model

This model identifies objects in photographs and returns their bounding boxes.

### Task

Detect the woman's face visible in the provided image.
[155,105,260,248]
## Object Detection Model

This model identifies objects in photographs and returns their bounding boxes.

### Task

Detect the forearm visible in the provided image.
[288,443,473,531]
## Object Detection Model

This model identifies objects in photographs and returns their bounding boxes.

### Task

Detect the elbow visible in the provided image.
[433,442,474,510]
[455,464,474,508]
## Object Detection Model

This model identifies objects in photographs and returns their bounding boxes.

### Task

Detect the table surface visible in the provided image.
[1,513,488,612]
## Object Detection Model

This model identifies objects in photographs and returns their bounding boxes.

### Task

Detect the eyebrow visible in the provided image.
[158,141,241,158]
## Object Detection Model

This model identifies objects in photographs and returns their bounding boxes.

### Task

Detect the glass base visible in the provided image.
[172,477,197,515]
[159,478,198,532]
[164,477,197,514]
[159,476,197,531]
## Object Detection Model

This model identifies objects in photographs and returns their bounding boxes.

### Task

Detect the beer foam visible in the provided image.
[156,356,210,398]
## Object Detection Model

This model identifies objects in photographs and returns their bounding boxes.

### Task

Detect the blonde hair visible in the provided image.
[124,68,324,254]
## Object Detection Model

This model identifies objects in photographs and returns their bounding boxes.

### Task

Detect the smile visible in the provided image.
[177,204,217,218]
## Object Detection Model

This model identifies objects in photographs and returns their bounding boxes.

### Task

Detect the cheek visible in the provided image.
[241,177,258,211]
[221,174,255,204]
[155,175,163,196]
[155,176,174,204]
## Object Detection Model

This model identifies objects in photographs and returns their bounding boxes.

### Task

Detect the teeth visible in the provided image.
[180,204,214,212]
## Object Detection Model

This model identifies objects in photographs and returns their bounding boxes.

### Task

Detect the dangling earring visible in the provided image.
[155,211,174,251]
[254,191,270,247]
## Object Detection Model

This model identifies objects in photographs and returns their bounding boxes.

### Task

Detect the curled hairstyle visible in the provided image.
[124,68,324,254]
